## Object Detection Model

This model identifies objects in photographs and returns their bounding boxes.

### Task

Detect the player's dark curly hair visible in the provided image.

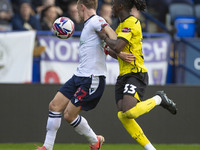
[118,0,146,11]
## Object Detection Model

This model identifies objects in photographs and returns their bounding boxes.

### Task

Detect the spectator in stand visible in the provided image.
[194,0,200,4]
[12,0,45,57]
[171,0,194,4]
[131,7,141,19]
[56,0,71,16]
[67,1,84,31]
[34,0,63,19]
[99,3,112,25]
[40,5,59,31]
[146,0,171,25]
[99,3,119,30]
[11,0,41,31]
[97,0,112,13]
[145,0,193,32]
[146,0,193,25]
[31,0,42,14]
[0,0,13,31]
[103,0,112,3]
[194,0,200,36]
[10,0,21,13]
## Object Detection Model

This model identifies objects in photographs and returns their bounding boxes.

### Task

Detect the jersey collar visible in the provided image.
[84,15,96,24]
[120,15,133,23]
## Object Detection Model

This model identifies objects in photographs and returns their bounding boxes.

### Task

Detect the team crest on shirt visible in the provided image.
[122,27,131,33]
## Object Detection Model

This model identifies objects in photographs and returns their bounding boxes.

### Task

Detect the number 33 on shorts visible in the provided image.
[123,84,136,94]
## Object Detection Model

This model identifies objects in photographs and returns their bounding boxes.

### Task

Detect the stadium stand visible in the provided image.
[169,2,194,24]
[194,4,200,36]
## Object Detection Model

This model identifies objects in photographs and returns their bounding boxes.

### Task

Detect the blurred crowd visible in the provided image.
[0,0,200,33]
[147,0,196,24]
[0,0,115,32]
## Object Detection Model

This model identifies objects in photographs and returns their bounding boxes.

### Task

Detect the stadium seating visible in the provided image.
[194,4,200,36]
[169,3,194,24]
[175,16,196,37]
[194,4,200,18]
[169,3,195,37]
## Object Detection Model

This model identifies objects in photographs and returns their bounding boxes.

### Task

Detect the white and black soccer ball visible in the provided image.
[52,17,75,39]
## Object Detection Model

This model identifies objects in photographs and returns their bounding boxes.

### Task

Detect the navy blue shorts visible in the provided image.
[59,75,106,111]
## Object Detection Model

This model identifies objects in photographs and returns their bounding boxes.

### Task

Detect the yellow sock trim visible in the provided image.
[118,111,150,147]
[124,98,156,119]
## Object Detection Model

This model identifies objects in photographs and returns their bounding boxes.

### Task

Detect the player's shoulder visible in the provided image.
[123,15,139,25]
[121,16,141,32]
[91,15,106,23]
[89,15,107,30]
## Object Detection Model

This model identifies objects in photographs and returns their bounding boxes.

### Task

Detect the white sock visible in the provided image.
[144,142,156,150]
[152,95,162,105]
[71,115,98,145]
[43,111,62,150]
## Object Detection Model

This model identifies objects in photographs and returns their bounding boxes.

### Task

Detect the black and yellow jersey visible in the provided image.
[116,15,147,76]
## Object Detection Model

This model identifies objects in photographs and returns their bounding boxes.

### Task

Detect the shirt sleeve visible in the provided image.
[117,22,132,43]
[93,16,108,32]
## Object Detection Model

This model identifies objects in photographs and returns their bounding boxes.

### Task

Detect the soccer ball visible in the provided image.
[52,17,75,39]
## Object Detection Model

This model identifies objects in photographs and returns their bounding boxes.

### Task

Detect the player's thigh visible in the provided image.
[49,91,70,112]
[117,95,138,112]
[64,101,82,123]
[71,76,105,111]
[115,73,148,112]
[122,95,138,112]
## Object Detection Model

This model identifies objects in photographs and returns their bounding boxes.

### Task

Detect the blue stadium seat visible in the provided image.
[175,16,196,37]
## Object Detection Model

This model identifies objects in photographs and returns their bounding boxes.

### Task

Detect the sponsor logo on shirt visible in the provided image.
[122,27,131,33]
[99,19,104,22]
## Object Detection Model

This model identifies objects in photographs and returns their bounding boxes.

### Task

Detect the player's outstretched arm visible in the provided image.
[97,25,127,54]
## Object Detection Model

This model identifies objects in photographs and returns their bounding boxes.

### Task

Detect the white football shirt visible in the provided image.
[75,15,107,77]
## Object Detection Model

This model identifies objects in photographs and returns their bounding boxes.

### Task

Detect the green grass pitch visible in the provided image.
[0,144,200,150]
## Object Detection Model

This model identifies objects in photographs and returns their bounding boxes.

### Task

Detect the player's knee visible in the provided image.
[124,107,140,119]
[49,101,56,111]
[49,100,61,112]
[125,111,138,119]
[118,111,126,121]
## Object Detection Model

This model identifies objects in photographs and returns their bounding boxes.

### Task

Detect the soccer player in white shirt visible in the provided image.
[35,0,134,150]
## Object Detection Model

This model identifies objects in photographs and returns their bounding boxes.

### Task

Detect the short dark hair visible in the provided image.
[118,0,146,11]
[77,0,98,10]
